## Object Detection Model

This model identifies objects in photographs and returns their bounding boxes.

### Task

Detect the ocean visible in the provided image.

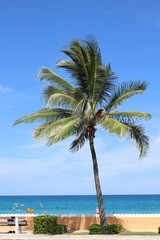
[0,195,160,215]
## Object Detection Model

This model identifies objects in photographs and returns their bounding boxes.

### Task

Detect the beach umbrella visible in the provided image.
[26,208,34,213]
[96,208,99,215]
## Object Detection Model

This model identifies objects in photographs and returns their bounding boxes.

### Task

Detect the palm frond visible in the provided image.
[82,38,102,106]
[93,64,117,106]
[106,111,151,123]
[42,85,77,108]
[100,117,149,158]
[42,84,86,108]
[33,122,50,139]
[33,117,75,141]
[82,36,102,65]
[56,41,91,99]
[47,93,77,108]
[71,88,86,102]
[100,117,131,137]
[57,37,112,106]
[105,80,148,112]
[36,67,74,91]
[129,124,149,158]
[74,98,89,116]
[58,37,117,107]
[12,108,73,126]
[45,117,84,145]
[70,129,88,152]
[82,38,117,106]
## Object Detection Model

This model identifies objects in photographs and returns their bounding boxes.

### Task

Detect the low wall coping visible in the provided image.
[0,213,160,217]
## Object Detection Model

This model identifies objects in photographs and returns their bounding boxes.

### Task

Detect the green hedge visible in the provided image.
[33,216,67,234]
[89,224,122,234]
[49,225,67,234]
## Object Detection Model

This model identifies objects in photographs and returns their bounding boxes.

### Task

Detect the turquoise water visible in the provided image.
[0,195,160,214]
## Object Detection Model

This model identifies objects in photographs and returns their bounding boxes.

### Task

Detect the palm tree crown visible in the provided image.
[13,36,151,226]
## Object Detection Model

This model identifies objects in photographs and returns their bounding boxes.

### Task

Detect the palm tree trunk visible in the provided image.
[89,127,108,226]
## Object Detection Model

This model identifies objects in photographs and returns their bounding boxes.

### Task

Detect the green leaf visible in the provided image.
[33,117,75,141]
[57,42,92,101]
[129,124,149,158]
[42,84,86,109]
[45,117,83,145]
[42,85,77,108]
[37,67,74,91]
[105,80,148,111]
[70,129,88,152]
[106,111,151,123]
[100,117,149,158]
[100,118,130,137]
[12,108,73,126]
[93,64,117,106]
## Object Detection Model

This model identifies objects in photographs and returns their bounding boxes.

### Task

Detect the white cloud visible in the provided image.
[99,134,160,174]
[1,121,160,195]
[94,133,160,194]
[20,142,46,149]
[0,85,12,93]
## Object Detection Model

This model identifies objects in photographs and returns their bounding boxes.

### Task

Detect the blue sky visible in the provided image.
[0,0,160,195]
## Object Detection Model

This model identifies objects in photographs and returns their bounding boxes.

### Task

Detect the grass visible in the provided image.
[120,232,159,235]
[67,231,160,236]
[67,231,159,236]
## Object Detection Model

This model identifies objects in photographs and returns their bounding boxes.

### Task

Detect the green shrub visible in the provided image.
[49,225,67,234]
[89,224,122,235]
[158,226,160,234]
[33,216,67,234]
[89,224,103,234]
[108,224,122,234]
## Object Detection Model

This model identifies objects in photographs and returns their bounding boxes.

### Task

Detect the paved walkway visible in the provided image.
[0,234,160,240]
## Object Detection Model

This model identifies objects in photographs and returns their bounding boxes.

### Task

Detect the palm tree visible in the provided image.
[13,37,151,226]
